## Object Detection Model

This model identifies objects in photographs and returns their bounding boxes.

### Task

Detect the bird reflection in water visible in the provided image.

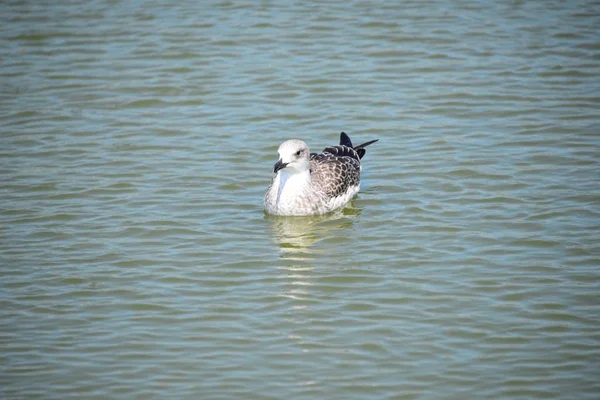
[266,203,362,261]
[266,204,362,306]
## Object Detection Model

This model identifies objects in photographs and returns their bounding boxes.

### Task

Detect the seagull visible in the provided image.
[264,132,378,216]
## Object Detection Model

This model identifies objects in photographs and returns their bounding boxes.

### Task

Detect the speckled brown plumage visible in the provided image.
[310,151,361,199]
[264,132,378,216]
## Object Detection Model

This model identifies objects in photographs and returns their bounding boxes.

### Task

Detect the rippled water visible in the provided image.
[2,0,600,398]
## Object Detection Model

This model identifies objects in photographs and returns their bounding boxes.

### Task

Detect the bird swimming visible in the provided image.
[264,132,378,216]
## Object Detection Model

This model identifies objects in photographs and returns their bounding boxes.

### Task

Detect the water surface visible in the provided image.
[1,1,600,399]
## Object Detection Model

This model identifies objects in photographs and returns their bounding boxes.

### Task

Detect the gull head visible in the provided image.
[273,139,310,174]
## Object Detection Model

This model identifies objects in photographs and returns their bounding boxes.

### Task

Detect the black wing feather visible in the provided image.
[322,145,361,161]
[336,132,379,160]
[340,132,353,147]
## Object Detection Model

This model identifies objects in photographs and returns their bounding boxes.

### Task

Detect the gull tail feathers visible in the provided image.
[339,132,379,160]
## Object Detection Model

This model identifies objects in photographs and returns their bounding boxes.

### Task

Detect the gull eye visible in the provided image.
[295,150,302,156]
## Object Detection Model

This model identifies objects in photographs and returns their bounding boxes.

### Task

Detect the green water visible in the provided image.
[2,0,599,399]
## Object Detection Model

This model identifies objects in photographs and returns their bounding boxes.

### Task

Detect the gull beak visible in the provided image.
[273,159,288,173]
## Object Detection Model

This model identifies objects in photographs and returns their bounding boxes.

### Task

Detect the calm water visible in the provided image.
[2,0,600,398]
